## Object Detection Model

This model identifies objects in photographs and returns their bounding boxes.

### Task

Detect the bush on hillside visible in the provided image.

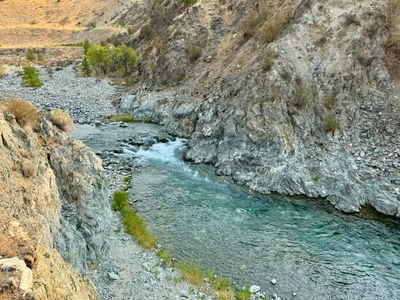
[84,43,138,76]
[49,109,74,131]
[22,65,43,88]
[1,99,40,128]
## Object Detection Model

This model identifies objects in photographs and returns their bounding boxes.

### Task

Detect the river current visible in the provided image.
[74,123,400,300]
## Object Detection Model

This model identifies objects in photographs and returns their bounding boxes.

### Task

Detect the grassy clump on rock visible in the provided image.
[49,109,74,131]
[112,191,157,249]
[1,99,39,128]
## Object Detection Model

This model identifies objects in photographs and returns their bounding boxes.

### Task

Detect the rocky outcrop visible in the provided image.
[0,106,111,299]
[120,0,400,216]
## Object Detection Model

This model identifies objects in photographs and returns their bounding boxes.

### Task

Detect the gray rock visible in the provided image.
[108,272,120,280]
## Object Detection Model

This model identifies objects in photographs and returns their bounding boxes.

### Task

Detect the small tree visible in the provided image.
[176,0,197,12]
[86,44,111,75]
[110,45,138,75]
[22,65,43,88]
[81,57,91,76]
[83,39,91,55]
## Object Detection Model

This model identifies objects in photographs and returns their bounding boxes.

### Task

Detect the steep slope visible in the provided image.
[119,0,400,216]
[0,104,111,298]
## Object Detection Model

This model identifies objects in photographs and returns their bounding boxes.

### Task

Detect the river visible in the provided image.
[74,123,400,300]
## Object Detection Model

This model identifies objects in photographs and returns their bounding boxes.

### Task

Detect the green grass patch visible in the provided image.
[174,261,236,300]
[112,191,157,249]
[156,248,174,265]
[176,262,205,286]
[106,114,134,122]
[60,42,84,47]
[236,287,251,300]
[123,175,132,185]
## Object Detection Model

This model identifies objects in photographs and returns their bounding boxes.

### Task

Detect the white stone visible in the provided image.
[249,285,261,293]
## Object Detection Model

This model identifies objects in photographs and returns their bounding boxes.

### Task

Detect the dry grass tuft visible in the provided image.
[386,0,400,76]
[261,48,278,71]
[49,109,74,131]
[0,65,6,78]
[1,99,40,128]
[258,10,291,44]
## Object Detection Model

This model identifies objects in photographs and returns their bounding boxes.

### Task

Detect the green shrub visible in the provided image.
[112,191,158,249]
[85,44,138,76]
[37,52,45,62]
[83,39,91,54]
[81,57,91,76]
[86,44,111,75]
[22,65,43,88]
[26,49,36,61]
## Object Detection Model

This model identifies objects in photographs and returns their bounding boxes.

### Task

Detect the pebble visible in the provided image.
[108,272,120,280]
[249,285,261,293]
[271,278,277,285]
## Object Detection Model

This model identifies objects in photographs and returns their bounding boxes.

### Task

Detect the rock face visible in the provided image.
[0,107,111,299]
[120,0,400,216]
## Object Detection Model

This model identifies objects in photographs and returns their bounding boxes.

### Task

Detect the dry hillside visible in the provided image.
[0,0,139,63]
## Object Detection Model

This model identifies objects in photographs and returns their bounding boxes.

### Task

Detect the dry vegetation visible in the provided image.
[240,1,293,44]
[0,65,6,78]
[0,99,40,128]
[385,0,400,76]
[49,109,74,131]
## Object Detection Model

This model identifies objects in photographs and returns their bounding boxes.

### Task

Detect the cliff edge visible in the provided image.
[0,101,111,299]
